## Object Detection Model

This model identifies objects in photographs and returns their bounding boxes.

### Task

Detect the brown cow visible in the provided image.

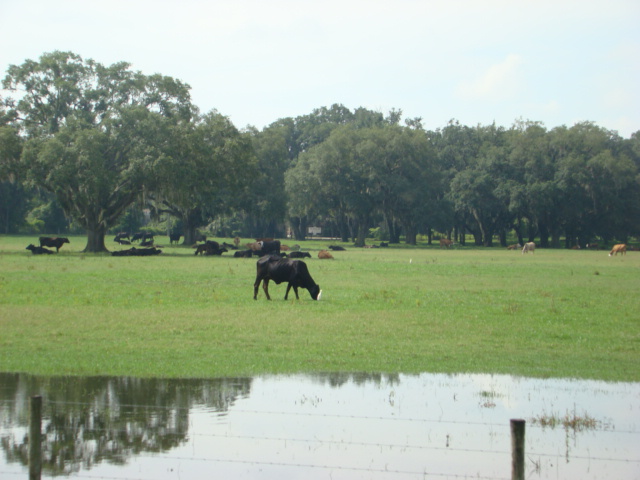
[318,250,334,259]
[609,244,626,256]
[439,238,453,248]
[507,243,521,250]
[246,242,263,251]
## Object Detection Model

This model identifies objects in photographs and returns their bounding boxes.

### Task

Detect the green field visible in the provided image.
[1,235,638,382]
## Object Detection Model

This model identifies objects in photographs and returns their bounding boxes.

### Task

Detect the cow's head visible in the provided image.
[309,284,321,300]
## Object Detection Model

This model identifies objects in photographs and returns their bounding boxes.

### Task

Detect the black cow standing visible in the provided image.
[253,255,320,300]
[39,236,70,252]
[258,240,281,256]
[114,232,130,243]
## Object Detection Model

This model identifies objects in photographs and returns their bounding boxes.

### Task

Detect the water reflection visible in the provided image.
[0,372,638,479]
[0,374,251,475]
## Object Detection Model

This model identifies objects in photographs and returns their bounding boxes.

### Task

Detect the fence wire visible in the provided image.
[1,397,639,480]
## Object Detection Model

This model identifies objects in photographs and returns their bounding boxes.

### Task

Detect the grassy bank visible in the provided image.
[1,235,638,381]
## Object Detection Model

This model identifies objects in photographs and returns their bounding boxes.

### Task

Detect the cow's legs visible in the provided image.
[262,279,271,300]
[254,279,266,300]
[284,284,300,300]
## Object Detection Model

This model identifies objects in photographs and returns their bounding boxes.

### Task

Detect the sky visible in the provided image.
[1,0,639,137]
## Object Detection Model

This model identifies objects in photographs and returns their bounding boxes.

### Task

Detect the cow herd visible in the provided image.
[25,236,70,254]
[22,235,634,302]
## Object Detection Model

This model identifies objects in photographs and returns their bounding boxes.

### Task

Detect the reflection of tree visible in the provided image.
[0,373,251,475]
[307,372,402,388]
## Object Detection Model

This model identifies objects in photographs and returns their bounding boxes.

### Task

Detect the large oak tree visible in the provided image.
[3,51,193,252]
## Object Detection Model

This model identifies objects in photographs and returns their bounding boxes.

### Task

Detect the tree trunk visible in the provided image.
[84,226,108,253]
[289,216,307,241]
[499,230,507,247]
[354,216,369,247]
[339,219,350,243]
[404,222,417,245]
[538,222,549,248]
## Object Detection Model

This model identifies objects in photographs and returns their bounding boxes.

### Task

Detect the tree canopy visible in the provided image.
[1,51,639,248]
[3,51,194,251]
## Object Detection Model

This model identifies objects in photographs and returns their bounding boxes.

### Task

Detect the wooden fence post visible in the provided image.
[29,395,42,480]
[511,418,525,480]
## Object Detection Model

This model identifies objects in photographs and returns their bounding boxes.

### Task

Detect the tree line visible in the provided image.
[1,51,639,251]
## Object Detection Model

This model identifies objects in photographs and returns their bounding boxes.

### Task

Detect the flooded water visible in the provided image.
[0,372,638,479]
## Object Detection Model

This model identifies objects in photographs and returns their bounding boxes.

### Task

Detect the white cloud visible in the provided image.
[455,54,524,102]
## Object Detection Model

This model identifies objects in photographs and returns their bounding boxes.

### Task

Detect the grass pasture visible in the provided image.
[1,235,638,381]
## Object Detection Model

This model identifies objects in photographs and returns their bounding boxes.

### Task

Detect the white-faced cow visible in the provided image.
[39,236,70,252]
[522,242,535,254]
[609,244,626,256]
[254,255,320,301]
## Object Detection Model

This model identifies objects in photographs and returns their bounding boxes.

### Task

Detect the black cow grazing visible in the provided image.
[328,245,346,251]
[288,251,311,258]
[114,232,130,243]
[254,255,320,301]
[39,236,70,252]
[131,232,154,243]
[169,233,182,245]
[234,249,253,258]
[26,244,54,254]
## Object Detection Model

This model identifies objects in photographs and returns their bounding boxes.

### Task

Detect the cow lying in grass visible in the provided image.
[254,255,321,301]
[26,244,54,254]
[194,241,227,256]
[288,251,311,258]
[111,247,162,256]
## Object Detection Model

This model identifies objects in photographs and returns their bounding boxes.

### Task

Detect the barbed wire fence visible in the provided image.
[1,396,638,480]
